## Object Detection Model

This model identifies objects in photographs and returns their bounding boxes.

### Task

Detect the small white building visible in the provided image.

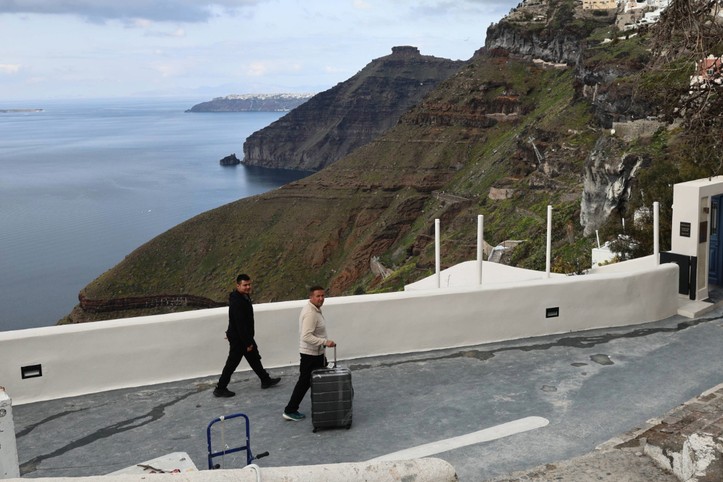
[690,55,723,88]
[622,0,670,12]
[582,0,617,10]
[666,176,723,301]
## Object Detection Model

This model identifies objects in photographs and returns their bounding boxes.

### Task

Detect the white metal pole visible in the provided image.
[653,201,660,264]
[435,219,441,288]
[546,205,552,278]
[477,215,484,285]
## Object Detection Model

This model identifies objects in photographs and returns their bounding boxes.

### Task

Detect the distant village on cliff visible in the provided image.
[186,93,315,112]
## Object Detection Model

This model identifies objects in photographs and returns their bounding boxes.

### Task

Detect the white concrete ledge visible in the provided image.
[677,297,716,319]
[0,259,680,405]
[3,458,458,482]
[0,389,20,479]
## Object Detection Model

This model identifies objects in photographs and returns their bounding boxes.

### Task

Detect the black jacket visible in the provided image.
[227,290,255,347]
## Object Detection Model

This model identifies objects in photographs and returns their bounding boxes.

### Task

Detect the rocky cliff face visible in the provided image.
[485,2,664,237]
[485,24,584,66]
[580,135,645,236]
[241,46,466,172]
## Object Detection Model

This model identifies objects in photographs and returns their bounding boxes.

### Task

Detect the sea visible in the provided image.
[0,97,309,332]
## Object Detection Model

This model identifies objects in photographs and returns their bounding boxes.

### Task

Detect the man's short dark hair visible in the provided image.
[309,285,325,293]
[237,274,251,283]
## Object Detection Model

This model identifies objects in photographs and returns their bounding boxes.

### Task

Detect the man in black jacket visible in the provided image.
[214,274,280,397]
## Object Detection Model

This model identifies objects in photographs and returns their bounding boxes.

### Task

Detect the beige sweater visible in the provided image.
[298,301,328,356]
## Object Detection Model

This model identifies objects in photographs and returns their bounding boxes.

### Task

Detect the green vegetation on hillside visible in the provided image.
[65,0,723,323]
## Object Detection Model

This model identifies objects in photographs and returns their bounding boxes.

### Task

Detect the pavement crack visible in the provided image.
[15,406,92,437]
[19,390,197,476]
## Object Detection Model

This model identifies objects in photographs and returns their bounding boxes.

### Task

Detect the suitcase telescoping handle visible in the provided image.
[330,344,337,368]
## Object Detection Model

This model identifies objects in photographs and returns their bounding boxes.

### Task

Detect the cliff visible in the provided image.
[186,93,313,112]
[241,46,467,172]
[66,0,722,323]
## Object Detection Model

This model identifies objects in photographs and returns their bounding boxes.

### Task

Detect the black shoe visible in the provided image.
[261,377,281,389]
[213,387,235,398]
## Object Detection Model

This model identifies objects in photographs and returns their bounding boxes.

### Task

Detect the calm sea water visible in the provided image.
[0,98,307,332]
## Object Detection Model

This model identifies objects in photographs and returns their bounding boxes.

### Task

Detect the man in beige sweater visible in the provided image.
[283,285,336,421]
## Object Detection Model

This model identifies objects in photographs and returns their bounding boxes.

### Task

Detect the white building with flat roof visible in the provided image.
[582,0,618,9]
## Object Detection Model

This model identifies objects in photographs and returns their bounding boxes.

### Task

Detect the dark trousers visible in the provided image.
[284,353,326,413]
[217,339,269,389]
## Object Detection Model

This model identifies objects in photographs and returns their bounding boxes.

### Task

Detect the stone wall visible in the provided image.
[612,119,664,142]
[78,293,224,313]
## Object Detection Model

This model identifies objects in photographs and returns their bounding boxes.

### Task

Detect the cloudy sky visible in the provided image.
[0,0,518,101]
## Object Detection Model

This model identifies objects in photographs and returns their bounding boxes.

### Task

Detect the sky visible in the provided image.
[0,0,519,101]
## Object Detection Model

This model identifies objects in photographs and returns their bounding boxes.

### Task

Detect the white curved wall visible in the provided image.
[3,458,458,482]
[0,263,679,405]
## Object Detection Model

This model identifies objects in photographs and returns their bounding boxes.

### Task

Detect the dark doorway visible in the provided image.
[708,195,723,285]
[661,251,697,299]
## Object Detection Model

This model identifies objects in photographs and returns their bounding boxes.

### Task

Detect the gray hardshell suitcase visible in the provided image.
[310,347,353,432]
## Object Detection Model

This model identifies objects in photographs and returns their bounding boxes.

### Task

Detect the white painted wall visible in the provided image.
[671,176,723,300]
[591,245,615,268]
[588,253,658,274]
[405,260,564,290]
[4,458,458,482]
[0,262,679,405]
[0,389,20,479]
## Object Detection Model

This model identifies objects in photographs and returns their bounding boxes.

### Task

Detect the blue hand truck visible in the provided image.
[206,413,269,470]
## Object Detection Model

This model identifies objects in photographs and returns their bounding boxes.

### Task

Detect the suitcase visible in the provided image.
[310,346,353,432]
